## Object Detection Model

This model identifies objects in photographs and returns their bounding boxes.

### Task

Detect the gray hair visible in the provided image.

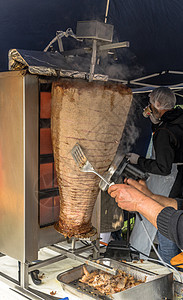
[149,87,176,110]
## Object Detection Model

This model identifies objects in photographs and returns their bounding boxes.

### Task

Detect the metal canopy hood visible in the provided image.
[8,48,108,80]
[8,20,129,82]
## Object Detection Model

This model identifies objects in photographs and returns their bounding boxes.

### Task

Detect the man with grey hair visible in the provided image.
[127,86,183,265]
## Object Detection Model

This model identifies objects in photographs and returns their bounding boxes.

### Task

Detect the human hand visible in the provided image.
[108,183,146,212]
[108,181,163,229]
[126,153,140,164]
[124,178,153,198]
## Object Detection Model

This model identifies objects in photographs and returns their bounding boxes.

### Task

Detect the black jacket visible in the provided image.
[138,107,183,197]
[157,206,183,249]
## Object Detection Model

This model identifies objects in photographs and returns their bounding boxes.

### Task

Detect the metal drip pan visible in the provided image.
[174,280,183,299]
[57,258,173,300]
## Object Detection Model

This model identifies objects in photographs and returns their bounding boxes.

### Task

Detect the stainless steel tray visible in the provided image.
[174,280,183,299]
[57,258,173,300]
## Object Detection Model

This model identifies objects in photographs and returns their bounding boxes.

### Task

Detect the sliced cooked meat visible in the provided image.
[79,266,145,295]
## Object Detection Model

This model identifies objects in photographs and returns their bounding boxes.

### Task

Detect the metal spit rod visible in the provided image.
[48,245,117,275]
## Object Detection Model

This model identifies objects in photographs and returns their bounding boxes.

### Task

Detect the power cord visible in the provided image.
[134,212,183,283]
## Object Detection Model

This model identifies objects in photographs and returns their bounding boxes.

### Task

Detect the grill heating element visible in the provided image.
[39,89,60,227]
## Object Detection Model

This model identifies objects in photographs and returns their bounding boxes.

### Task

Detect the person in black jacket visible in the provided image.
[127,87,183,264]
[108,179,183,250]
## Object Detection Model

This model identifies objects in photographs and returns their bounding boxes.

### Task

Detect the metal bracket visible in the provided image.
[99,41,130,51]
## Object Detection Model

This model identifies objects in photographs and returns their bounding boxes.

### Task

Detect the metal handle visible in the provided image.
[92,170,110,186]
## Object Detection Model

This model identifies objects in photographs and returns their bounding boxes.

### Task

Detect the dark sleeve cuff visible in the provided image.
[137,156,146,171]
[157,207,183,249]
[157,207,176,240]
[175,198,183,210]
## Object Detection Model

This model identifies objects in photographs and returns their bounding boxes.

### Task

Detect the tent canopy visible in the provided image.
[1,0,183,156]
[1,0,183,88]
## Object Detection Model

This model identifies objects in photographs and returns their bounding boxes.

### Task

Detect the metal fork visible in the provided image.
[71,143,112,187]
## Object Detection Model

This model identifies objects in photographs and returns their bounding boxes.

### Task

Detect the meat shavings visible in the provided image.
[79,266,145,295]
[50,291,56,295]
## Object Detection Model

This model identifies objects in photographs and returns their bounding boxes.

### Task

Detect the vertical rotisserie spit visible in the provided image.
[51,79,132,238]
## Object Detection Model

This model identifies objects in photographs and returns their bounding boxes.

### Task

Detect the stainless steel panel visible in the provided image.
[24,74,39,262]
[112,275,173,300]
[38,225,65,249]
[0,71,39,262]
[174,280,183,299]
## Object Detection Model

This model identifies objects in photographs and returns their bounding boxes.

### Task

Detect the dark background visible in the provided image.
[1,0,183,155]
[1,0,183,77]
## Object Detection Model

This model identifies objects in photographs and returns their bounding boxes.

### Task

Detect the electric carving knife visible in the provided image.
[99,154,149,191]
